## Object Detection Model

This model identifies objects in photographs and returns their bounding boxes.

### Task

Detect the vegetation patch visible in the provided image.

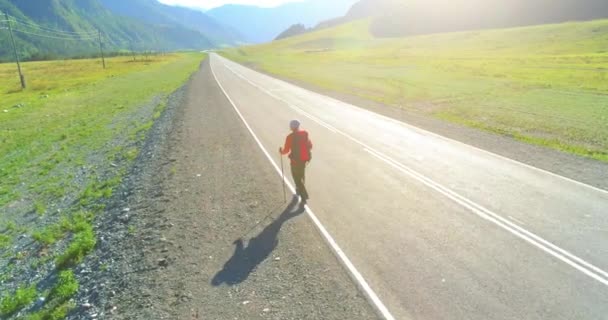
[26,270,78,320]
[0,284,37,317]
[31,212,92,247]
[0,234,11,249]
[55,222,96,269]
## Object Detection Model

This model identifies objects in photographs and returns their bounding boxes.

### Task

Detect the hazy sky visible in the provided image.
[157,0,303,10]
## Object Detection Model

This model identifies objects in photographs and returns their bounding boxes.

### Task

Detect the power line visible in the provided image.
[2,14,101,42]
[2,11,108,73]
[12,28,97,41]
[9,16,96,33]
[12,24,98,39]
[9,19,98,37]
[9,17,97,37]
[12,22,98,38]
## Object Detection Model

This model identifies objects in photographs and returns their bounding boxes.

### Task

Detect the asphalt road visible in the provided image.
[209,53,608,320]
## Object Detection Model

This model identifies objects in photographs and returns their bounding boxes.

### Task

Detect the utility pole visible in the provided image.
[130,43,136,61]
[5,12,25,89]
[153,34,159,56]
[98,29,106,69]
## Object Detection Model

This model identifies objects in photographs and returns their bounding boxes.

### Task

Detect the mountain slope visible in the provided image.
[99,0,243,46]
[0,0,216,62]
[275,24,308,40]
[315,0,608,37]
[206,0,356,43]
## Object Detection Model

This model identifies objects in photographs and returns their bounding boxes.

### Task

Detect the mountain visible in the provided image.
[99,0,243,46]
[312,0,399,31]
[370,0,608,37]
[275,24,308,40]
[0,0,239,62]
[206,0,357,43]
[314,0,608,38]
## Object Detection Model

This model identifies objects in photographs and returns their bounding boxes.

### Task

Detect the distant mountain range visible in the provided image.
[366,0,608,38]
[276,0,608,40]
[206,0,357,43]
[99,0,243,46]
[0,0,241,62]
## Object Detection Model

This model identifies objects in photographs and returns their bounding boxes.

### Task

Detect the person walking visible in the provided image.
[279,120,313,205]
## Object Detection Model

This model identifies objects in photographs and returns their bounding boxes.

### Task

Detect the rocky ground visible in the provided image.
[69,60,376,319]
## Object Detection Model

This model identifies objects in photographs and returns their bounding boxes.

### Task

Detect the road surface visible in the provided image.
[209,53,608,320]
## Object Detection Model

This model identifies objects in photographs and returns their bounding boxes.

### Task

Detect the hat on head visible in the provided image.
[289,120,300,130]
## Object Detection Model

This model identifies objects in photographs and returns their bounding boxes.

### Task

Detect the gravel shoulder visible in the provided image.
[230,60,608,192]
[71,60,376,319]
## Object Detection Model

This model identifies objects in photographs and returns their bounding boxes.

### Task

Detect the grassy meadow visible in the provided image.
[0,53,204,319]
[222,19,608,162]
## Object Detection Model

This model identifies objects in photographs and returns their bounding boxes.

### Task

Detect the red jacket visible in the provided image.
[281,130,312,163]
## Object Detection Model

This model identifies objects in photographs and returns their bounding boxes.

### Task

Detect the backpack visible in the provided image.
[289,131,312,163]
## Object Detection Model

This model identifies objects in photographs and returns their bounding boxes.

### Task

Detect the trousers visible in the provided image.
[290,161,309,201]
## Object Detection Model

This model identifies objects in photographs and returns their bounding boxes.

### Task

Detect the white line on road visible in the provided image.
[209,58,396,320]
[217,55,608,287]
[364,148,608,287]
[289,104,339,133]
[508,216,526,226]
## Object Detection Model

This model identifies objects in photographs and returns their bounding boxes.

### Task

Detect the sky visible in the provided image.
[157,0,303,10]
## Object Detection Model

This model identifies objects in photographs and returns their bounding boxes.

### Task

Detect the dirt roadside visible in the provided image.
[230,60,608,191]
[69,59,377,320]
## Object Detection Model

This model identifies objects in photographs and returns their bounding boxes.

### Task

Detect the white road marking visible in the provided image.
[508,216,526,226]
[220,56,608,196]
[216,55,608,287]
[364,148,608,287]
[209,57,396,320]
[289,104,339,133]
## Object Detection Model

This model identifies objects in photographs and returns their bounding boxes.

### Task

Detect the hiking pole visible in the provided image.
[279,151,287,202]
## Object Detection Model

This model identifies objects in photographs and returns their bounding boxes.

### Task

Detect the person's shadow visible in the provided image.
[211,197,305,286]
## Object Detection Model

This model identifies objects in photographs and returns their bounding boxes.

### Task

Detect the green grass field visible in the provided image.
[0,53,204,318]
[222,19,608,162]
[1,54,203,211]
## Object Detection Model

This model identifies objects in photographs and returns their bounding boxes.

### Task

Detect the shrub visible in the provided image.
[49,270,78,301]
[0,234,11,249]
[55,223,95,269]
[0,284,37,317]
